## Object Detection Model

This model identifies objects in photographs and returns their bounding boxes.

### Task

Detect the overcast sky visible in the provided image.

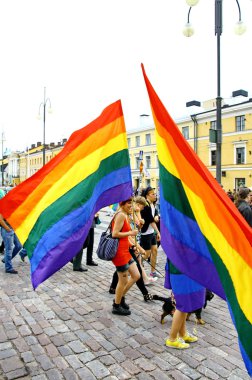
[1,0,252,153]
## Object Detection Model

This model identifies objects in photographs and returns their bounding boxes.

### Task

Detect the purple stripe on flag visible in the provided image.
[161,220,225,299]
[31,182,132,289]
[174,288,205,313]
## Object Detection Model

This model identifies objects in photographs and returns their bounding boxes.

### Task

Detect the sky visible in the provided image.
[0,0,252,153]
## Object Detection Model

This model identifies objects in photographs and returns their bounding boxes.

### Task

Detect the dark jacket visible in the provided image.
[140,200,158,233]
[237,200,252,227]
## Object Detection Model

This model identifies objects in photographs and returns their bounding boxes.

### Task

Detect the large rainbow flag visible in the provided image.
[141,64,252,376]
[0,100,133,289]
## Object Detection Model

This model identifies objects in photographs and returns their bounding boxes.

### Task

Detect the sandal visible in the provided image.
[143,293,153,302]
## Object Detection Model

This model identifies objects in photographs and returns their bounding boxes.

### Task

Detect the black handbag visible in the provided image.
[96,215,120,261]
[96,229,119,261]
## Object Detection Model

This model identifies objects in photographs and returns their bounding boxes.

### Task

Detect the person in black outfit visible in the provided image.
[72,217,98,271]
[234,187,252,227]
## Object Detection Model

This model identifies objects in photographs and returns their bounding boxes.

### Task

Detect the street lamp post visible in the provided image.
[183,0,247,184]
[37,87,52,166]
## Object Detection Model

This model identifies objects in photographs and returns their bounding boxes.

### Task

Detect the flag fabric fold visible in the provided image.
[141,63,252,376]
[0,100,133,289]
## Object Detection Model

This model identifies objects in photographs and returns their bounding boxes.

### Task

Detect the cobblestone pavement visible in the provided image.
[0,209,251,380]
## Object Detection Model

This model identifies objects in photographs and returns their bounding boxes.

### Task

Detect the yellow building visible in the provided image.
[127,99,252,192]
[3,99,252,193]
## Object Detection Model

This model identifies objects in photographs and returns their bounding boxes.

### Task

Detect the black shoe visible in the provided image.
[6,269,18,274]
[73,267,88,272]
[143,293,153,302]
[112,304,131,316]
[120,296,130,310]
[2,258,5,263]
[109,287,116,294]
[86,261,98,266]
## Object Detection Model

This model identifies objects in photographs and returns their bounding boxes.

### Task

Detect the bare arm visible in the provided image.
[0,214,12,232]
[150,221,161,241]
[112,213,138,238]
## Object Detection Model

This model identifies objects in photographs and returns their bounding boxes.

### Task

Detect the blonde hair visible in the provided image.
[134,196,147,206]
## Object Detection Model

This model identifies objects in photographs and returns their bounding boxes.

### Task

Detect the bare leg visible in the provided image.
[115,271,128,304]
[137,256,149,283]
[150,244,158,273]
[169,310,187,341]
[122,262,140,296]
[142,248,151,261]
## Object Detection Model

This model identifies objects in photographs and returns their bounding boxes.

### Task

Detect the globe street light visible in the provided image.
[37,87,52,166]
[183,0,247,184]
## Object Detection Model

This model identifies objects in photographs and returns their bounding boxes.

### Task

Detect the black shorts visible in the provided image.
[140,233,157,250]
[116,258,135,272]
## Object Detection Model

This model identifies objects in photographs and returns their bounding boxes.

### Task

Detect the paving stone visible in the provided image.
[52,356,69,371]
[64,354,83,369]
[108,363,132,379]
[1,356,24,372]
[18,325,32,337]
[58,345,73,357]
[30,344,45,356]
[197,365,221,380]
[5,367,29,380]
[78,351,96,364]
[149,368,172,380]
[30,323,44,335]
[6,330,20,340]
[76,367,97,380]
[169,369,191,379]
[121,346,142,360]
[86,360,110,379]
[44,343,60,358]
[177,362,201,379]
[63,368,79,380]
[32,375,48,380]
[0,348,17,359]
[98,354,116,366]
[121,359,142,375]
[0,326,8,342]
[46,368,64,380]
[36,354,55,370]
[134,358,157,372]
[67,340,87,354]
[50,335,65,347]
[136,373,154,380]
[20,350,34,363]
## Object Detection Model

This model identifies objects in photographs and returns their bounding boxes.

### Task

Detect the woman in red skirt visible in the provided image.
[111,198,140,315]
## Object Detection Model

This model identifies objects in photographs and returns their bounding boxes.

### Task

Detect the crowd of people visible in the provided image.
[0,184,251,352]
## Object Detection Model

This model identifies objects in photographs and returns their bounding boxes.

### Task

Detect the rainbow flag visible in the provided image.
[141,64,252,376]
[0,100,133,289]
[109,203,119,212]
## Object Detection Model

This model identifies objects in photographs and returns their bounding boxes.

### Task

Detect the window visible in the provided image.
[145,133,151,145]
[146,155,151,169]
[135,157,140,169]
[211,150,216,166]
[182,126,189,140]
[236,115,245,132]
[210,120,217,130]
[135,136,140,147]
[236,147,245,164]
[235,178,245,189]
[146,179,151,187]
[127,138,131,148]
